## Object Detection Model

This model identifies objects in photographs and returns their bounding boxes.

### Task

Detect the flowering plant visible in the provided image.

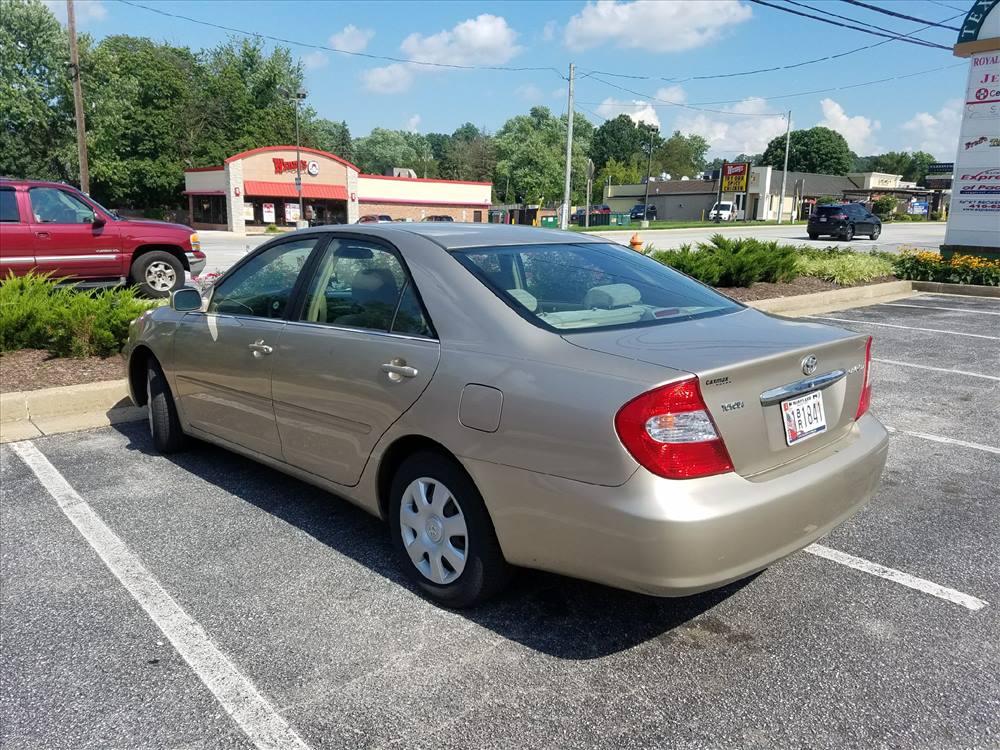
[892,251,1000,287]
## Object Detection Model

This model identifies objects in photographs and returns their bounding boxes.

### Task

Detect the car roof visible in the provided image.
[0,177,80,190]
[315,222,608,250]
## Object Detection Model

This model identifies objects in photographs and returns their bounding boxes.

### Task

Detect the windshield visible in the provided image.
[82,193,120,220]
[713,202,732,211]
[455,242,740,333]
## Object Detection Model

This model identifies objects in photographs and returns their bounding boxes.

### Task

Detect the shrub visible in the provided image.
[795,248,895,285]
[930,211,944,221]
[652,235,798,287]
[0,272,156,357]
[893,251,1000,286]
[265,223,281,233]
[872,195,897,217]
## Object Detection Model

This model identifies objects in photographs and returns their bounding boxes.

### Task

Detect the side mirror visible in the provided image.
[92,213,106,228]
[170,287,203,312]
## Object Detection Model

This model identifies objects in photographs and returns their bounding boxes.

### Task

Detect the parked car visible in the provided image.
[570,208,586,224]
[630,204,657,220]
[808,203,882,241]
[708,201,737,221]
[422,215,455,222]
[358,214,393,223]
[0,178,205,297]
[592,204,612,215]
[125,224,888,607]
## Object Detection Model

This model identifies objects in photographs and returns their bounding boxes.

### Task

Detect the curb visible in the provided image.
[910,281,1000,298]
[0,380,145,443]
[747,280,916,317]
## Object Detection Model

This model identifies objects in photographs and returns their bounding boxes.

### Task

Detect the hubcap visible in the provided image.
[399,477,468,585]
[145,261,177,291]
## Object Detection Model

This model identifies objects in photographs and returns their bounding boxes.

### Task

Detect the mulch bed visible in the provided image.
[0,349,125,393]
[718,275,898,302]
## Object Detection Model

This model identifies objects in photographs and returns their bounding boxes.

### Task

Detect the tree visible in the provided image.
[353,128,427,174]
[905,151,935,185]
[870,151,912,178]
[309,119,352,161]
[594,157,643,197]
[761,127,853,175]
[0,0,75,181]
[653,131,709,179]
[707,153,760,171]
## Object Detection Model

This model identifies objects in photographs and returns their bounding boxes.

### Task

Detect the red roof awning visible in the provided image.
[243,180,347,200]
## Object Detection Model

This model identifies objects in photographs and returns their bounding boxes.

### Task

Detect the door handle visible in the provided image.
[381,359,418,381]
[35,231,50,240]
[248,340,273,357]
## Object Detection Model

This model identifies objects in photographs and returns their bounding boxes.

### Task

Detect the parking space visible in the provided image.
[2,293,998,749]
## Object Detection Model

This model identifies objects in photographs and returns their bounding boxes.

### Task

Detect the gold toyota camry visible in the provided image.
[124,224,888,607]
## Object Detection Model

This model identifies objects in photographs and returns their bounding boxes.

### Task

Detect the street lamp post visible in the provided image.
[282,86,309,228]
[642,128,654,228]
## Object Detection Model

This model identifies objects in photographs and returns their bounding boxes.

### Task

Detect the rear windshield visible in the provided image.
[455,242,740,333]
[714,202,732,210]
[815,205,846,215]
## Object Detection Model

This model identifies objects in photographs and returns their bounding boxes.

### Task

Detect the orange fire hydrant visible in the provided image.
[629,232,643,252]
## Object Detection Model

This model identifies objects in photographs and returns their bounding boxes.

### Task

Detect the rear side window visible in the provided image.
[0,189,19,222]
[457,243,739,333]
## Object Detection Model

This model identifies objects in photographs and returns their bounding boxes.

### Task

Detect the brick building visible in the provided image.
[183,145,492,234]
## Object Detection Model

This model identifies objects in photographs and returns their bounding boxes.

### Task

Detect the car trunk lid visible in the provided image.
[563,308,870,478]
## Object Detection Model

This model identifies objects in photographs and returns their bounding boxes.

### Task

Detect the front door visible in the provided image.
[0,186,35,277]
[27,186,122,279]
[171,235,321,459]
[271,237,440,485]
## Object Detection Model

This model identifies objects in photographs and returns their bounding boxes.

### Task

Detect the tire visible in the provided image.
[389,451,511,608]
[131,251,185,298]
[147,358,186,453]
[842,224,855,242]
[870,225,881,240]
[808,232,818,240]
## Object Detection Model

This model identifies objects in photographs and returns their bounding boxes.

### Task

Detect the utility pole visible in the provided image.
[67,0,89,193]
[642,127,653,227]
[560,62,575,230]
[585,158,594,228]
[776,110,792,225]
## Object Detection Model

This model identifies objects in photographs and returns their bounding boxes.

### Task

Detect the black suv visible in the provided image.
[630,203,657,220]
[808,203,881,241]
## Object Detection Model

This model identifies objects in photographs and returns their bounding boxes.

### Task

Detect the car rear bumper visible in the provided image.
[464,413,888,597]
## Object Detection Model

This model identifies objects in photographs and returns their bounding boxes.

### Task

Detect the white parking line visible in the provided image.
[9,441,312,750]
[809,316,1000,340]
[873,358,1000,382]
[883,302,1000,316]
[884,426,1000,455]
[806,544,988,611]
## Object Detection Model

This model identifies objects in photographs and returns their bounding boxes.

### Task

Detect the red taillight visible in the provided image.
[614,377,733,480]
[855,336,873,419]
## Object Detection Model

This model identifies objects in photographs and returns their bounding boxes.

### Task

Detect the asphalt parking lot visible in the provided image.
[1,293,997,750]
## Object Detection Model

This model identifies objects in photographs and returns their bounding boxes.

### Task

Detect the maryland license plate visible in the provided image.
[781,391,827,446]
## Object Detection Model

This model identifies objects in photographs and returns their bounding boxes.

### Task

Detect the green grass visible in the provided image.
[570,219,805,232]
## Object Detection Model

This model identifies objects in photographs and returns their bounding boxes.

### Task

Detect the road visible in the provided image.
[2,294,997,749]
[195,222,947,277]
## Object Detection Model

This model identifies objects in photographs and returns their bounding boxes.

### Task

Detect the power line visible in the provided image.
[748,0,952,50]
[926,0,968,12]
[585,74,788,117]
[837,0,960,30]
[583,12,963,83]
[781,0,954,44]
[115,0,564,76]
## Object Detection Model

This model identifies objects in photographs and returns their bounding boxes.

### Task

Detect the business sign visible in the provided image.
[720,162,749,193]
[272,158,319,176]
[243,202,254,220]
[262,202,275,223]
[284,203,301,223]
[908,200,929,215]
[927,162,954,173]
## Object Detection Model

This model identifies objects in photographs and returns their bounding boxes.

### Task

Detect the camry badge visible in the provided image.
[801,355,818,376]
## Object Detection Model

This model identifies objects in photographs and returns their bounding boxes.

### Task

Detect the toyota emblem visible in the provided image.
[801,355,818,376]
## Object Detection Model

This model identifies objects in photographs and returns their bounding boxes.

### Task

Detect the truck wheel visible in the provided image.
[131,251,184,298]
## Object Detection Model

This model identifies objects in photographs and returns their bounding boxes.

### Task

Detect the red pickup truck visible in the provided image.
[0,178,206,297]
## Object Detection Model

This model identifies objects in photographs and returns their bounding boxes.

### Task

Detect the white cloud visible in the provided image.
[901,99,962,160]
[515,83,545,102]
[329,25,374,54]
[654,86,687,105]
[566,0,752,52]
[42,0,107,24]
[405,114,422,132]
[401,14,521,65]
[541,20,558,41]
[302,51,328,70]
[817,98,881,154]
[671,96,788,158]
[595,98,661,128]
[360,63,415,94]
[360,14,520,94]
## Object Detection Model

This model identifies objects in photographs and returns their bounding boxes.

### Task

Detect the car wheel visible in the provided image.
[147,358,186,453]
[842,224,855,241]
[870,225,881,240]
[808,232,819,240]
[131,251,185,298]
[389,451,511,608]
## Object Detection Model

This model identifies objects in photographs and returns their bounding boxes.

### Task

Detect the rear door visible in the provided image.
[270,236,440,485]
[27,186,121,279]
[0,186,34,277]
[171,235,321,458]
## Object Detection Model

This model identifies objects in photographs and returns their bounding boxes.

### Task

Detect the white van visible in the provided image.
[709,201,737,221]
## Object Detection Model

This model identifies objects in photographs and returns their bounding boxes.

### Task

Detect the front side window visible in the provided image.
[209,237,318,318]
[29,187,95,224]
[299,239,432,336]
[456,242,740,333]
[0,189,19,222]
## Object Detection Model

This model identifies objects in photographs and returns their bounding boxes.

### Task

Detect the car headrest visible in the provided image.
[352,268,399,306]
[506,288,538,312]
[584,283,641,309]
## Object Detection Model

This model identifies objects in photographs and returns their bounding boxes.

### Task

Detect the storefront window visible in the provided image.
[193,196,227,225]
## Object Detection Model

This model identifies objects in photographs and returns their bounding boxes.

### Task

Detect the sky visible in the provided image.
[48,0,972,161]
